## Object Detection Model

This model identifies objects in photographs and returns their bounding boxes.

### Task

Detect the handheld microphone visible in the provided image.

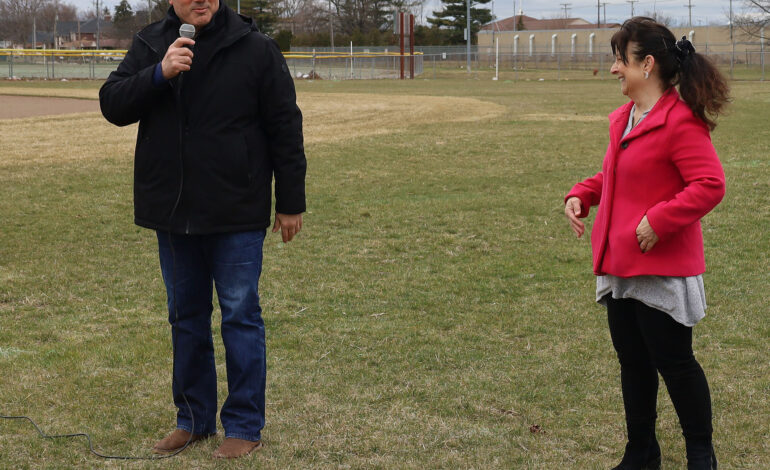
[179,23,196,41]
[177,24,195,81]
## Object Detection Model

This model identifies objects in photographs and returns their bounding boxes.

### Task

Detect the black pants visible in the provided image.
[606,296,713,459]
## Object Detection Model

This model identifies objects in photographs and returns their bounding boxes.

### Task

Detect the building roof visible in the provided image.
[482,15,620,32]
[27,31,54,44]
[77,18,114,34]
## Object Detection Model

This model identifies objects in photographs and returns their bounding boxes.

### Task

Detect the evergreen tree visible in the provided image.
[113,0,136,39]
[223,0,278,35]
[428,0,492,45]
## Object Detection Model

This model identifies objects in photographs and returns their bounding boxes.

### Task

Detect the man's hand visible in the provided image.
[565,197,585,238]
[161,37,195,79]
[272,213,303,243]
[636,215,659,253]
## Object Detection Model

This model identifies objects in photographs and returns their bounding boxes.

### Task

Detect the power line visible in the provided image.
[560,3,572,18]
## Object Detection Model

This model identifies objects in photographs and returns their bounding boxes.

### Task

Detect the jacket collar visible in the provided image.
[609,87,681,144]
[137,3,256,57]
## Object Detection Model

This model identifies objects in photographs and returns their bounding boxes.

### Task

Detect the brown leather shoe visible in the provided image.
[152,429,213,454]
[213,438,263,459]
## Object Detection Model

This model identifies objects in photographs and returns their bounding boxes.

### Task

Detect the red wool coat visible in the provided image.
[566,87,725,277]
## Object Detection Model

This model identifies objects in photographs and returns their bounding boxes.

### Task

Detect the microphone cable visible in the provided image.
[0,38,198,461]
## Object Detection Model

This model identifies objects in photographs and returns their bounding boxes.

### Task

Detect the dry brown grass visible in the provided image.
[0,113,135,168]
[0,90,505,169]
[518,113,606,122]
[297,93,505,144]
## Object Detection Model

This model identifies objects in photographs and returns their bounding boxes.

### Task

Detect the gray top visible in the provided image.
[596,275,706,327]
[595,104,707,327]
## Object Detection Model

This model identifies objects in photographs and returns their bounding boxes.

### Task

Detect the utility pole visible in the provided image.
[601,2,607,25]
[596,0,600,27]
[53,0,58,48]
[329,0,334,51]
[560,3,571,18]
[626,0,637,17]
[684,0,694,27]
[513,0,517,32]
[95,0,100,49]
[466,0,471,73]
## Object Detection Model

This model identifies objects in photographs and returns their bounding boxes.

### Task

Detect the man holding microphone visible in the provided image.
[99,0,306,459]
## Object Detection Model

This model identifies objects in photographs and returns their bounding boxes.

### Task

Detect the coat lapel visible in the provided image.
[618,87,680,144]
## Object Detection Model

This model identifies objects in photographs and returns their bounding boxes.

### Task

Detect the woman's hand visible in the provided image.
[636,215,659,253]
[565,197,585,238]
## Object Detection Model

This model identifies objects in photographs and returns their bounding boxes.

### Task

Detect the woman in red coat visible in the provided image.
[564,18,729,470]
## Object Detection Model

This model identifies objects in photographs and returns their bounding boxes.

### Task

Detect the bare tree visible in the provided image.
[275,0,306,33]
[642,10,674,27]
[329,0,394,35]
[734,1,770,38]
[0,0,51,45]
[292,0,330,35]
[38,1,77,32]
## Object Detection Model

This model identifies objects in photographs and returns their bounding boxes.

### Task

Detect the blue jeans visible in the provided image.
[156,230,266,442]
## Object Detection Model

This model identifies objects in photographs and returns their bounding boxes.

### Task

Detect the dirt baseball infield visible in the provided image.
[0,95,100,119]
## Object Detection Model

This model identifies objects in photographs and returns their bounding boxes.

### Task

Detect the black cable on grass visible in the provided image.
[0,413,191,460]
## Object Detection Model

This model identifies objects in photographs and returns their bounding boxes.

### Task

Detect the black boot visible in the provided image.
[686,442,717,470]
[611,437,661,470]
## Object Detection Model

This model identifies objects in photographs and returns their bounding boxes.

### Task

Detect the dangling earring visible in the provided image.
[644,71,649,79]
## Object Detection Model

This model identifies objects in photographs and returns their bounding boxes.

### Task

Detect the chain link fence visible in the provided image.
[284,51,423,80]
[0,49,123,80]
[1,48,766,81]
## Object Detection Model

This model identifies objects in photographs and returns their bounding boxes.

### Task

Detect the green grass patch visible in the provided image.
[0,78,768,468]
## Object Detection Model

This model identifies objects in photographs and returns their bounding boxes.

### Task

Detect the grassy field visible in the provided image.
[0,77,768,469]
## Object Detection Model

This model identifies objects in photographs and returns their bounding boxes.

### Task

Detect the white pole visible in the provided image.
[729,0,734,79]
[761,26,766,81]
[493,37,499,80]
[350,41,353,78]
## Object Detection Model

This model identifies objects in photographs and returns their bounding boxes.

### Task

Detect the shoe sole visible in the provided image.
[152,434,213,454]
[213,441,264,459]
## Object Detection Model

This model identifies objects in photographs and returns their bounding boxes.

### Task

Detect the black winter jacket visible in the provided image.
[100,4,305,234]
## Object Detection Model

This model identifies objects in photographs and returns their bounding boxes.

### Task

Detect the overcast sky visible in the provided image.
[69,0,744,27]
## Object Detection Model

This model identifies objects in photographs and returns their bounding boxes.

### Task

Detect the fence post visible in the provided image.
[9,51,12,78]
[600,53,604,79]
[432,55,436,79]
